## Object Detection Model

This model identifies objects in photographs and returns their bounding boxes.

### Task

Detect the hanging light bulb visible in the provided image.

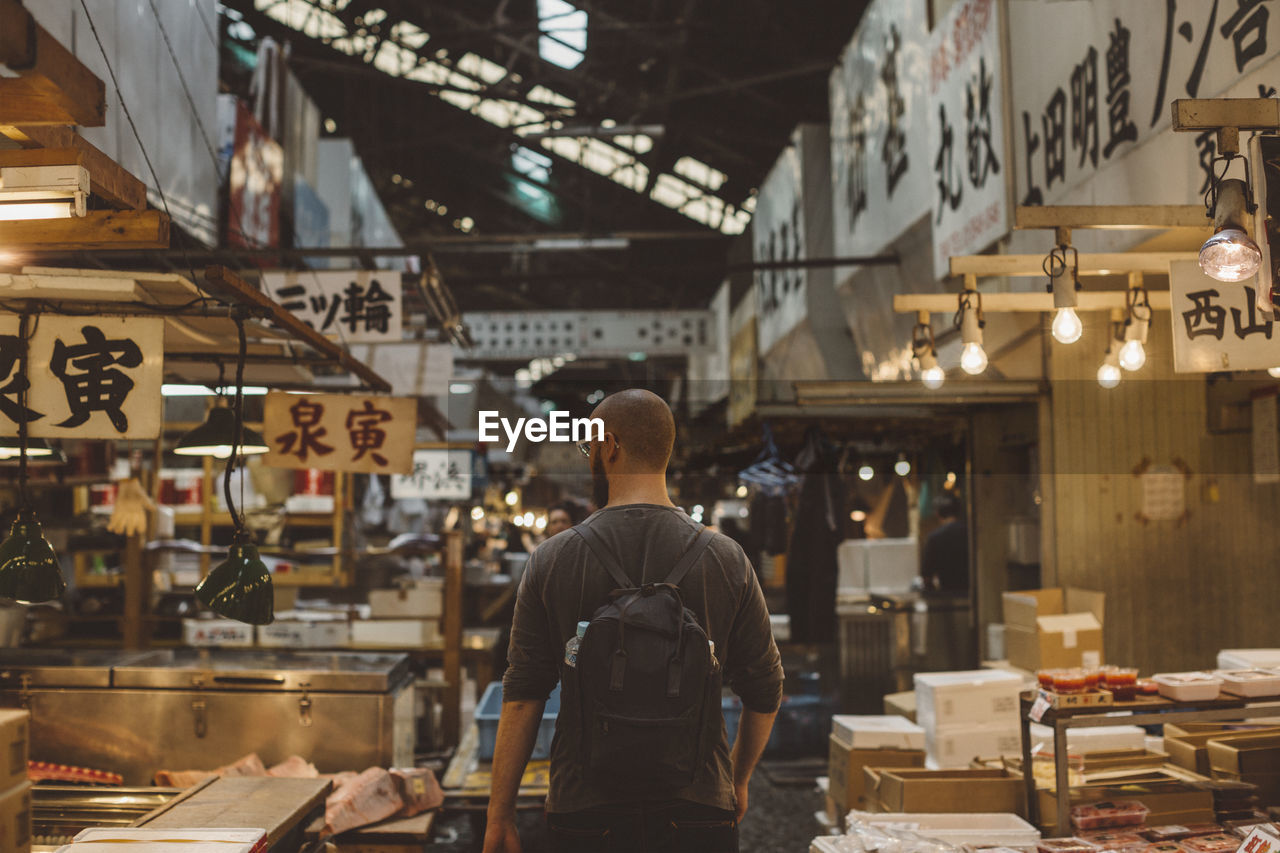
[1097,349,1122,389]
[1200,178,1261,282]
[957,289,988,375]
[1120,275,1151,372]
[1047,243,1083,344]
[911,315,946,389]
[894,456,911,477]
[858,465,874,482]
[1269,367,1280,379]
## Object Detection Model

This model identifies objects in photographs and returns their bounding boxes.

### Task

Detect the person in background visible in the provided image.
[484,389,783,853]
[545,499,587,538]
[920,492,969,595]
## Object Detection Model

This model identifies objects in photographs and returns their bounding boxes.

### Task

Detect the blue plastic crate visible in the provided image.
[475,681,561,761]
[721,694,832,758]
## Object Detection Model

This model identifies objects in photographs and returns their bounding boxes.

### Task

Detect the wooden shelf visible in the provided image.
[172,510,337,528]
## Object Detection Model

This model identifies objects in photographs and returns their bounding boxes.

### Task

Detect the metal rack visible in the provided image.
[1020,691,1280,834]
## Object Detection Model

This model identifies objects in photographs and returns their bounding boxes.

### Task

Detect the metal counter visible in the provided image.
[0,649,415,785]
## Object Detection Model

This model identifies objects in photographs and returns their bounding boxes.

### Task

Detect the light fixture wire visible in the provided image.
[223,313,249,539]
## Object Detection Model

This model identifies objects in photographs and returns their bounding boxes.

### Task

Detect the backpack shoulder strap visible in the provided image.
[572,522,632,590]
[664,526,716,588]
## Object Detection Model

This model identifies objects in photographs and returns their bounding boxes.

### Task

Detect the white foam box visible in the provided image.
[845,811,1040,847]
[837,538,919,594]
[1029,723,1146,754]
[257,614,351,648]
[368,580,444,619]
[831,715,925,751]
[350,618,441,647]
[0,780,30,853]
[925,723,1023,768]
[65,827,265,851]
[183,618,255,648]
[0,710,28,793]
[1220,649,1280,670]
[914,669,1022,729]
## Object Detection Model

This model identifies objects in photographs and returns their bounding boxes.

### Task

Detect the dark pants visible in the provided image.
[546,799,738,852]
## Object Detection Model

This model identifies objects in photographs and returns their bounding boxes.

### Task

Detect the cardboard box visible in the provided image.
[0,711,27,793]
[350,618,441,647]
[869,768,1025,815]
[828,735,925,813]
[831,715,925,750]
[0,780,31,853]
[257,617,351,649]
[1029,723,1145,755]
[926,725,1022,768]
[1164,723,1280,775]
[183,618,254,648]
[915,670,1022,729]
[824,794,843,830]
[1034,777,1214,832]
[884,691,916,722]
[368,580,444,619]
[1208,733,1280,775]
[1003,587,1105,671]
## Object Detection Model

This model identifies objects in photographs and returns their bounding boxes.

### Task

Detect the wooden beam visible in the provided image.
[894,291,1173,313]
[0,147,83,168]
[0,209,168,250]
[0,0,106,126]
[202,265,393,393]
[1015,205,1210,231]
[1172,97,1280,132]
[949,252,1197,277]
[0,126,148,209]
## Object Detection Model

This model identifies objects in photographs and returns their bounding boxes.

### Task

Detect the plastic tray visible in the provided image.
[1216,669,1280,697]
[1083,831,1148,850]
[1038,838,1101,853]
[475,681,560,761]
[1070,801,1149,830]
[847,812,1040,848]
[1180,835,1240,853]
[1152,672,1223,702]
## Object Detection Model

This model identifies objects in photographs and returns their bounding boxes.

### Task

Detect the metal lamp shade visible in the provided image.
[0,511,67,603]
[194,540,274,625]
[174,407,269,458]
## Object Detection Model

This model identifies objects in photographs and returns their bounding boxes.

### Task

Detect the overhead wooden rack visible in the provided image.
[1014,205,1210,231]
[949,252,1197,278]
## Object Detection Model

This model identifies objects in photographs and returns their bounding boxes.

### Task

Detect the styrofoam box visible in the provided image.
[257,616,351,649]
[837,538,919,595]
[1153,672,1223,702]
[1217,669,1280,697]
[1219,649,1280,670]
[368,580,444,619]
[924,723,1023,768]
[183,618,255,648]
[770,614,791,643]
[831,715,925,750]
[350,618,441,647]
[1029,723,1146,754]
[914,669,1022,728]
[68,827,266,852]
[846,811,1041,847]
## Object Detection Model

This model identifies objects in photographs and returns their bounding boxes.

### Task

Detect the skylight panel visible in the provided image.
[536,0,587,69]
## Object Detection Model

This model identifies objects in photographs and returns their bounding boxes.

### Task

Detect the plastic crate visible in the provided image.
[476,681,561,761]
[722,693,833,758]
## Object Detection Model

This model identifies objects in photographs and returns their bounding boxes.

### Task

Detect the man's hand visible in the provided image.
[482,816,522,853]
[734,781,749,823]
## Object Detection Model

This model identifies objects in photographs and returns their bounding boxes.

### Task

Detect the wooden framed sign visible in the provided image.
[263,391,416,474]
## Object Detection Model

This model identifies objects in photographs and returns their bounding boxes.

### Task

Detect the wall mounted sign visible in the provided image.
[262,270,403,344]
[0,315,163,440]
[263,391,416,474]
[390,448,473,500]
[1169,259,1280,372]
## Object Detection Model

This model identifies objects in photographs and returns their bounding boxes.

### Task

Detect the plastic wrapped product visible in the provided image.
[1180,835,1241,853]
[1084,832,1148,850]
[1152,673,1224,702]
[1070,801,1150,831]
[1038,838,1103,853]
[1141,844,1185,853]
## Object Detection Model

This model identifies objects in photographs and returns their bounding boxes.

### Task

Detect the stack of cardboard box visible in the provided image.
[352,579,445,647]
[0,709,30,853]
[825,716,925,825]
[1002,587,1105,672]
[1208,734,1280,805]
[914,669,1022,768]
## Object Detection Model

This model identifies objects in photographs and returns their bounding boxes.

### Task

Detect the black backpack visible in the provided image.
[565,520,723,792]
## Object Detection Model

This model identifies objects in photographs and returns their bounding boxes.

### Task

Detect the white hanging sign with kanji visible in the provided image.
[0,315,164,440]
[1169,259,1280,373]
[390,448,473,500]
[262,270,402,343]
[262,391,417,474]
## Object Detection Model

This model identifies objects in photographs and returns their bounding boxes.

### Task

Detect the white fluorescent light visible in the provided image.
[162,384,269,397]
[0,202,73,221]
[449,382,474,394]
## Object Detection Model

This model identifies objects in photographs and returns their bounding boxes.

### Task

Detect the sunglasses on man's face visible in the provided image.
[577,436,618,458]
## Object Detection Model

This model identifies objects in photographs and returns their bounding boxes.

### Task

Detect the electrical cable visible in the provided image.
[223,313,249,536]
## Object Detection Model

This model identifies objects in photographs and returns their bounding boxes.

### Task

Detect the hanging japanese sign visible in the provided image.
[752,141,806,354]
[262,270,402,343]
[829,0,931,267]
[0,316,163,440]
[224,97,283,250]
[1170,259,1280,373]
[1009,0,1280,209]
[263,391,417,474]
[927,0,1009,280]
[390,448,473,500]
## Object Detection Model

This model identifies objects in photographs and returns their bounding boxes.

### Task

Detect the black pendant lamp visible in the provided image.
[174,407,268,459]
[193,314,274,625]
[0,313,67,603]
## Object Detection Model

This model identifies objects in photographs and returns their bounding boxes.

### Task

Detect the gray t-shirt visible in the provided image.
[502,503,784,814]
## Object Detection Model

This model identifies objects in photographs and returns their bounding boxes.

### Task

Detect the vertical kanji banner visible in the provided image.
[262,391,417,474]
[261,270,403,344]
[1170,259,1280,372]
[0,315,164,440]
[927,0,1009,279]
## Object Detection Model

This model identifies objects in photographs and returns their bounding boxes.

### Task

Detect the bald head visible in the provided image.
[592,389,675,472]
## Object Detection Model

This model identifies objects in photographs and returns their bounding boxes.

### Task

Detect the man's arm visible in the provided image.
[730,707,777,823]
[482,699,546,853]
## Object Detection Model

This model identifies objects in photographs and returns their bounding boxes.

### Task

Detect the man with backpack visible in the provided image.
[483,389,783,853]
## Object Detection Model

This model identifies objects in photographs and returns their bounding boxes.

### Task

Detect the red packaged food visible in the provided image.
[1180,835,1239,853]
[1071,801,1150,830]
[1084,832,1148,850]
[1142,845,1185,853]
[1039,839,1102,853]
[1143,827,1197,842]
[1055,670,1090,694]
[1180,826,1228,838]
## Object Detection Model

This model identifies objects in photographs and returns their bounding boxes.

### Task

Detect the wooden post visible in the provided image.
[121,532,148,649]
[442,529,464,746]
